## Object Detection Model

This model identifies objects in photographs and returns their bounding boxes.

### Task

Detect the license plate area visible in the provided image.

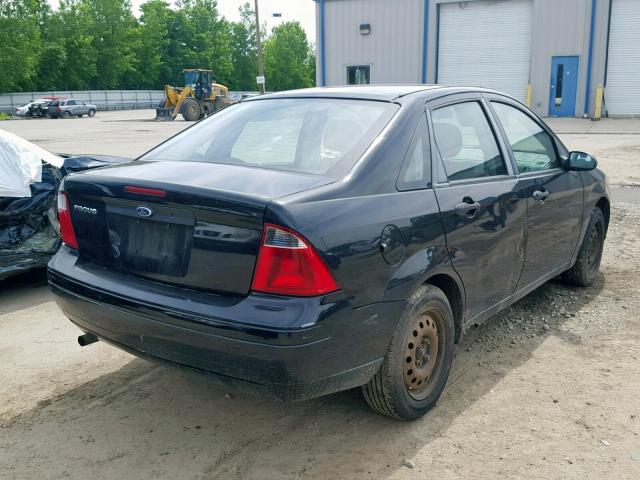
[105,200,195,277]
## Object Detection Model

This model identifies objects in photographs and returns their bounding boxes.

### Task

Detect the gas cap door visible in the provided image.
[380,225,404,265]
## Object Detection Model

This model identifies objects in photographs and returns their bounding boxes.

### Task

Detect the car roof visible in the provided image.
[245,85,511,103]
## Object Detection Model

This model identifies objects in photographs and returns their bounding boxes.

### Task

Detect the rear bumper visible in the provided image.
[48,246,402,400]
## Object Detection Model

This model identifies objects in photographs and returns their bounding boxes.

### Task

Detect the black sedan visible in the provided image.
[48,86,609,420]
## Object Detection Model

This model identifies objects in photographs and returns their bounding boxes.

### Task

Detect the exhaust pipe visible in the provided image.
[78,333,99,347]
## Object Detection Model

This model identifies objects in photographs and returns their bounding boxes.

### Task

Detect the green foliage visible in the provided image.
[0,0,316,94]
[0,0,45,92]
[0,112,11,120]
[228,3,258,91]
[263,22,315,92]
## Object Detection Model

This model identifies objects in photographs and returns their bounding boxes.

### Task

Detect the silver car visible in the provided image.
[48,99,97,119]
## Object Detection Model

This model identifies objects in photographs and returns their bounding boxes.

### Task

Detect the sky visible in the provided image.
[46,1,317,41]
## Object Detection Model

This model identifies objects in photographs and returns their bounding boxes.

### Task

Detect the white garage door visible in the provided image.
[438,0,532,101]
[606,0,640,116]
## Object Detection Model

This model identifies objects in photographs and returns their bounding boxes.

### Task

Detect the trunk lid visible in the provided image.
[63,161,331,296]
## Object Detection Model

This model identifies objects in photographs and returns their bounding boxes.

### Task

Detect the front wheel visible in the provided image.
[88,109,96,117]
[362,284,455,420]
[181,98,201,121]
[566,208,606,287]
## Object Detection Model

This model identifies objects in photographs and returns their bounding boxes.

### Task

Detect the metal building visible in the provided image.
[314,0,640,117]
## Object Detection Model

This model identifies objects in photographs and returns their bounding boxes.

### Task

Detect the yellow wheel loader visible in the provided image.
[155,69,234,121]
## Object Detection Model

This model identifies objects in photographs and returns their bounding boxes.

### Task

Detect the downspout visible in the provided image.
[320,0,326,87]
[421,0,429,83]
[584,0,597,116]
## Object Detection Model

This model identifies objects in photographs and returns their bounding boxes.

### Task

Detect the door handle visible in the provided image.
[455,200,481,218]
[532,190,550,204]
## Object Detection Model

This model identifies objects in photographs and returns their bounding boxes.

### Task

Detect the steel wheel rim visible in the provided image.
[586,224,601,274]
[404,309,441,400]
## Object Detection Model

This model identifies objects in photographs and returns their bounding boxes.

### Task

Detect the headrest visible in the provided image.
[433,122,463,160]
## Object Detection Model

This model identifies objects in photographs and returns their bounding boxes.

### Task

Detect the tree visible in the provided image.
[0,0,44,93]
[43,0,98,90]
[228,3,257,91]
[179,0,233,86]
[263,22,314,92]
[84,0,138,89]
[131,0,172,88]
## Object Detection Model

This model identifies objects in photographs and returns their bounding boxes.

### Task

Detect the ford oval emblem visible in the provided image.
[136,206,153,217]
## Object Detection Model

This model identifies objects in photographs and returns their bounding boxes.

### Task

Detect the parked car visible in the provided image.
[48,86,609,420]
[0,129,128,280]
[13,97,64,117]
[48,98,97,118]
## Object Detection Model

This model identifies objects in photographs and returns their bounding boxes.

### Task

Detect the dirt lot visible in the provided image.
[1,112,639,479]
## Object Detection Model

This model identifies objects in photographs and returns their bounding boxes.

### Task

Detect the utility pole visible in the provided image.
[254,0,265,94]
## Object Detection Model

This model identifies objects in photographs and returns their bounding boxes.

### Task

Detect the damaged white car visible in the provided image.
[0,130,127,280]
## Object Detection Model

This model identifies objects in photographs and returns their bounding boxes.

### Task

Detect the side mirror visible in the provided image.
[568,151,597,171]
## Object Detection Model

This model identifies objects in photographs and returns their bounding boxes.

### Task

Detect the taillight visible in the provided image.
[251,223,338,297]
[57,106,61,112]
[57,192,78,249]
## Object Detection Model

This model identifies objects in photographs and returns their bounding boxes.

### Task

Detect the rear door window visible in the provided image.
[431,101,507,181]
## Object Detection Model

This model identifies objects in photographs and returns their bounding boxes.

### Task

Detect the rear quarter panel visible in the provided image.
[266,189,451,308]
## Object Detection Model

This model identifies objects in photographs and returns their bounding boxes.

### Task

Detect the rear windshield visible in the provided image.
[140,98,398,176]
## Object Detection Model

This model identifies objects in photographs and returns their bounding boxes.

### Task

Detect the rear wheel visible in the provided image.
[88,109,96,117]
[566,208,605,287]
[181,98,201,121]
[62,111,71,119]
[362,284,455,420]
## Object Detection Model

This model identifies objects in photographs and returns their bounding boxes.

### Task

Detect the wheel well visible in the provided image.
[425,274,464,343]
[596,197,610,234]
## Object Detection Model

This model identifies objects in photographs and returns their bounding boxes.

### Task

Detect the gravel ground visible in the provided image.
[1,112,639,479]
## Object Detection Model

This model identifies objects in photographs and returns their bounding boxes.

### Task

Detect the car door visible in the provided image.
[428,94,526,320]
[486,96,583,288]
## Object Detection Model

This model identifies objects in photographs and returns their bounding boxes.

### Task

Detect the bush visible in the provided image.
[0,112,11,120]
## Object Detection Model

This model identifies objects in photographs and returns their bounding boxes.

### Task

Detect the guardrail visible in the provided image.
[0,90,260,113]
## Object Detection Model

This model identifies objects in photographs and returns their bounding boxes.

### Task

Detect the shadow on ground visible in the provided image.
[1,276,604,480]
[0,268,50,314]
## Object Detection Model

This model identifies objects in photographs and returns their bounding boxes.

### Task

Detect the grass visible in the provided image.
[0,112,11,120]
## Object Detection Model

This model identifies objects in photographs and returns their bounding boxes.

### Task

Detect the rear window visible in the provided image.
[140,98,397,176]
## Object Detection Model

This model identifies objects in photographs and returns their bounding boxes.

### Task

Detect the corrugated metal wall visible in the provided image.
[318,0,624,117]
[319,0,424,86]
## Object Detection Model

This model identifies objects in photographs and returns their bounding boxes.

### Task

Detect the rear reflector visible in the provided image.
[57,192,78,249]
[251,224,338,297]
[124,185,167,197]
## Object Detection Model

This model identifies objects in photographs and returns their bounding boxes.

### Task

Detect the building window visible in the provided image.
[346,65,371,85]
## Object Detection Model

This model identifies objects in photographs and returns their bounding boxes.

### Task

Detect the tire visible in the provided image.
[566,207,606,287]
[362,284,455,420]
[62,111,71,119]
[88,109,96,117]
[181,98,201,121]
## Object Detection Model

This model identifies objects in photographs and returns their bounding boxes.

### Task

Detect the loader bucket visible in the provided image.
[155,107,175,121]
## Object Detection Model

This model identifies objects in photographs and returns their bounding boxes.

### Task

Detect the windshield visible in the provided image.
[140,98,398,177]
